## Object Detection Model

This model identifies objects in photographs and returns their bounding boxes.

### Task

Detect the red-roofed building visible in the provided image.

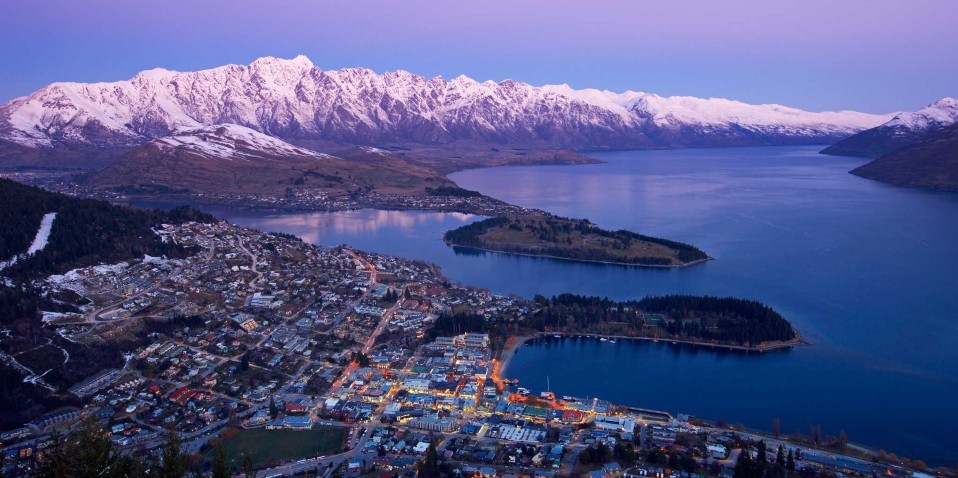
[561,409,584,423]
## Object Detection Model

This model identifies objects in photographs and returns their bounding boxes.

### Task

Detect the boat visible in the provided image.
[609,339,616,343]
[599,337,608,342]
[553,334,561,338]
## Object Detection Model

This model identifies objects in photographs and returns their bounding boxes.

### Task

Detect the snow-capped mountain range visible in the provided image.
[821,97,958,158]
[0,55,896,161]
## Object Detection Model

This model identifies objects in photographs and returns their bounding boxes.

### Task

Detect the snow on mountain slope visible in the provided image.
[882,97,958,132]
[0,55,894,154]
[821,97,958,158]
[540,84,886,133]
[153,124,332,160]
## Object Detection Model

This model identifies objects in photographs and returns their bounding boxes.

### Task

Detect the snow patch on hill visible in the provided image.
[0,212,57,271]
[154,124,333,160]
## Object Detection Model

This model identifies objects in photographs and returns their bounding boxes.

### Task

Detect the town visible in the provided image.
[0,220,938,478]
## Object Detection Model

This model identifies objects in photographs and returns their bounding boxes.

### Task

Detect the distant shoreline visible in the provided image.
[497,331,805,378]
[447,242,712,268]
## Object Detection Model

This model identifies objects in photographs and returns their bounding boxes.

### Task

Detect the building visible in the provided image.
[250,293,276,309]
[457,333,490,348]
[266,415,313,430]
[409,416,456,432]
[28,409,81,429]
[594,415,636,434]
[230,313,259,332]
[69,369,123,398]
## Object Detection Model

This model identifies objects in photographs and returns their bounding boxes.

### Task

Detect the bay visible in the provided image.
[211,146,958,464]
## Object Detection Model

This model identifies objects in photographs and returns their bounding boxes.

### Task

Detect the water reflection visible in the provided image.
[223,209,479,246]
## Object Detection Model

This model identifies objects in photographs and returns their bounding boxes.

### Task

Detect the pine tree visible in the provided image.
[733,448,751,478]
[837,430,848,452]
[269,395,278,419]
[242,450,255,478]
[417,441,441,478]
[212,445,231,478]
[776,445,785,466]
[786,450,796,471]
[155,428,189,478]
[33,417,125,478]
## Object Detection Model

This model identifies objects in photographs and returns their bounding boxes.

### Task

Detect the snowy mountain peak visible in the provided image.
[884,97,958,131]
[250,54,315,72]
[930,97,958,108]
[134,68,177,81]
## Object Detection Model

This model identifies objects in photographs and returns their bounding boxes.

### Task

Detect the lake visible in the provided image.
[210,146,958,465]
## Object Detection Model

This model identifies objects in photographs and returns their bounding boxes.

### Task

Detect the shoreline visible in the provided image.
[497,331,805,375]
[447,242,711,269]
[494,334,535,380]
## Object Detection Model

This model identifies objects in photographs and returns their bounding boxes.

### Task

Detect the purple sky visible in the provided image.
[2,0,955,113]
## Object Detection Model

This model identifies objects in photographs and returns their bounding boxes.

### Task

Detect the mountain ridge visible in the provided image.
[0,55,895,169]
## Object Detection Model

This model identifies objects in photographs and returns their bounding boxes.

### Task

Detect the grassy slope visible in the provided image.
[87,143,457,197]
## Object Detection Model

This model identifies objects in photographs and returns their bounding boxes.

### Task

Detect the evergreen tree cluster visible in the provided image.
[424,186,484,197]
[733,441,796,478]
[33,417,254,478]
[531,293,795,345]
[0,179,215,281]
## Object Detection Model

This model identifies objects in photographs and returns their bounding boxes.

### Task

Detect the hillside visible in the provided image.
[850,123,958,191]
[822,97,958,158]
[0,179,209,280]
[0,179,214,429]
[0,56,893,169]
[84,125,458,197]
[443,215,708,266]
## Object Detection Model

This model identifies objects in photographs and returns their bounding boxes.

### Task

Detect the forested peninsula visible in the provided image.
[443,215,708,267]
[432,293,800,354]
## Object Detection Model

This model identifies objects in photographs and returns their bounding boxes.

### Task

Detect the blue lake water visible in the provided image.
[209,146,958,464]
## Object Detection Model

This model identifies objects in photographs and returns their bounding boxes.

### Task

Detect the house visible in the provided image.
[603,463,623,476]
[707,444,728,459]
[285,402,309,415]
